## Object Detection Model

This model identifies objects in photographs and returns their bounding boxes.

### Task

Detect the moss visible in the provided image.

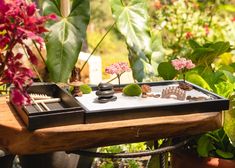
[79,84,92,94]
[123,83,142,96]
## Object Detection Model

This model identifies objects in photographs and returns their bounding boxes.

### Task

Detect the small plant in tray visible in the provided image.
[171,58,195,90]
[105,62,131,90]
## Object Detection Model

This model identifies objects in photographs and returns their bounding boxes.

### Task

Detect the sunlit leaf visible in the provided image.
[110,0,164,81]
[219,4,235,12]
[43,0,90,82]
[186,73,211,90]
[215,82,234,97]
[224,95,235,147]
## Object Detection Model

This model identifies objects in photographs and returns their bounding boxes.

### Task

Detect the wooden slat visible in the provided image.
[0,96,222,155]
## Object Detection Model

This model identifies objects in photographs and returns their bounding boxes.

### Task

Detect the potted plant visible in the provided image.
[161,40,235,167]
[172,128,235,168]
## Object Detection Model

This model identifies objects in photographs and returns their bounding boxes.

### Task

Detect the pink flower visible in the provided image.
[171,58,187,71]
[185,60,195,69]
[105,62,131,75]
[171,58,195,71]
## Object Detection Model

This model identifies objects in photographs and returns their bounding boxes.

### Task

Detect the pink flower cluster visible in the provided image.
[105,62,131,75]
[0,0,55,106]
[171,58,195,71]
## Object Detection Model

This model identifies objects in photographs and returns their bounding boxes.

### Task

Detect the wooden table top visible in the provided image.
[0,96,222,155]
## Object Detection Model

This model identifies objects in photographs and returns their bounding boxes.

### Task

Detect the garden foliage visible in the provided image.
[43,0,90,82]
[110,0,165,82]
[109,0,235,162]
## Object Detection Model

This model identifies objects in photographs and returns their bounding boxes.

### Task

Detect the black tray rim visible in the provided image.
[77,80,229,113]
[11,82,85,116]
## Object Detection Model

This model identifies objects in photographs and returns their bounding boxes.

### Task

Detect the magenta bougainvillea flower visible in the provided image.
[0,0,55,106]
[105,62,131,85]
[171,58,195,71]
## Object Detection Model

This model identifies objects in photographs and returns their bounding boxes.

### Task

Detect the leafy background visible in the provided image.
[11,0,235,167]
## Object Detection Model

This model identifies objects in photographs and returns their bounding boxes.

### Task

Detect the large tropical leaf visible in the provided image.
[43,0,90,82]
[110,0,164,81]
[127,46,154,81]
[110,0,151,53]
[150,31,165,75]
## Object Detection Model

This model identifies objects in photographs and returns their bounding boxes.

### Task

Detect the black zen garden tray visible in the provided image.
[11,83,85,130]
[75,80,229,123]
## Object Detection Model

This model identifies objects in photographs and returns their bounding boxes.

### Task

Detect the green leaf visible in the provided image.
[150,31,165,75]
[210,42,231,58]
[158,62,177,80]
[216,149,234,159]
[189,39,201,50]
[189,41,231,66]
[197,135,215,157]
[128,47,154,81]
[110,0,164,81]
[190,48,214,62]
[219,4,235,12]
[215,82,234,98]
[43,0,90,82]
[110,0,151,53]
[221,70,235,83]
[186,73,211,90]
[229,63,235,72]
[224,95,235,147]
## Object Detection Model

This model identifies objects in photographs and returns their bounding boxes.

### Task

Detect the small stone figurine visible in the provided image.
[96,83,117,103]
[69,67,83,97]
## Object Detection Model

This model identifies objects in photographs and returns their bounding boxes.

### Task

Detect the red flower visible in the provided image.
[0,0,54,106]
[25,45,38,65]
[185,32,193,40]
[154,0,162,10]
[204,24,210,36]
[11,89,26,106]
[232,17,235,22]
[48,13,57,20]
[26,3,36,16]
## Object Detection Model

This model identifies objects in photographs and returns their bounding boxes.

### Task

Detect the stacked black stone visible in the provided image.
[96,83,117,103]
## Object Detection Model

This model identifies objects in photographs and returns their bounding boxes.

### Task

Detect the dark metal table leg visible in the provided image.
[19,152,80,168]
[0,155,15,168]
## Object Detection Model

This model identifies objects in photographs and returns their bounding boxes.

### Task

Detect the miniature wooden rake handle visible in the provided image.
[33,98,61,104]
